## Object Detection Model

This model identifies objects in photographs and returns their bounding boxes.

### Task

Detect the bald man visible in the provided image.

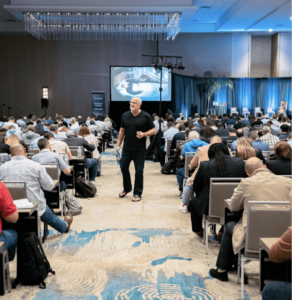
[0,144,73,234]
[210,157,292,282]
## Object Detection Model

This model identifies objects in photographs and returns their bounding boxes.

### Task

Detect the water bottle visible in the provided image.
[116,150,121,165]
[77,146,82,158]
[65,153,69,165]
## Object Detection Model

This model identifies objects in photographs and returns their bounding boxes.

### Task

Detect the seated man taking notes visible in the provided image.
[0,181,18,261]
[0,144,73,234]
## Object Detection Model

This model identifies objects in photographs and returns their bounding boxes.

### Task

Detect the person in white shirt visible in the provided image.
[4,117,19,130]
[70,117,79,130]
[176,113,184,122]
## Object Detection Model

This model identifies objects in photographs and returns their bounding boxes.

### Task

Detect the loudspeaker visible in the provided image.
[41,98,49,109]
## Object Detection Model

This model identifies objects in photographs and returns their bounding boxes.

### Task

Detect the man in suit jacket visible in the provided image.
[209,157,291,282]
[178,136,222,214]
[215,122,229,137]
[189,145,246,235]
[170,125,186,150]
[221,114,229,124]
[233,115,246,130]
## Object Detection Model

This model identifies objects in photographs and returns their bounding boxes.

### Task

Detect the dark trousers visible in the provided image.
[160,146,166,166]
[216,221,237,270]
[189,197,203,232]
[120,150,146,196]
[262,281,292,300]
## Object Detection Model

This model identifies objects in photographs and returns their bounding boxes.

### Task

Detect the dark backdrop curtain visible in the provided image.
[173,73,292,116]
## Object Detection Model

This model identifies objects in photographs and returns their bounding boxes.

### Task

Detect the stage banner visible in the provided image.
[92,91,105,116]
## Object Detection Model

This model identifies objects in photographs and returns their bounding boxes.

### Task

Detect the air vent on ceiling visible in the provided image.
[276,24,284,27]
[201,6,211,9]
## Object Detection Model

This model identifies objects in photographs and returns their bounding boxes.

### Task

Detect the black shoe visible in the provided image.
[209,268,228,282]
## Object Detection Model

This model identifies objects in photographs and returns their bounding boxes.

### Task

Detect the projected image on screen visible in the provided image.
[111,67,171,101]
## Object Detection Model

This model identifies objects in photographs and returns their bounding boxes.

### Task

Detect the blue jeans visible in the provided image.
[84,158,98,181]
[60,181,67,192]
[120,150,146,196]
[113,129,119,139]
[40,205,67,233]
[262,281,291,300]
[0,229,17,261]
[182,178,195,205]
[176,166,185,192]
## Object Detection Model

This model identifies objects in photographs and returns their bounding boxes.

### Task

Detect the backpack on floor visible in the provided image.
[64,190,83,215]
[19,233,55,289]
[75,177,97,198]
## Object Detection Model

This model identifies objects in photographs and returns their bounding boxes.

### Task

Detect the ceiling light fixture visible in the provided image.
[24,12,182,41]
[290,17,292,20]
[268,29,273,32]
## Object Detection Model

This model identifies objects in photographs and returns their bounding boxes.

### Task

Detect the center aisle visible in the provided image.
[8,147,261,299]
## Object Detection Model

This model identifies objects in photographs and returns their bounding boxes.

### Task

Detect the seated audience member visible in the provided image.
[251,115,263,126]
[104,117,112,129]
[0,144,73,234]
[236,136,265,163]
[266,141,292,175]
[279,124,289,140]
[6,125,22,140]
[6,134,28,153]
[17,115,26,127]
[221,114,229,124]
[189,143,246,237]
[209,157,291,282]
[260,125,281,147]
[0,181,18,261]
[226,115,236,126]
[287,132,292,148]
[70,117,79,130]
[5,117,19,129]
[176,113,184,122]
[45,116,54,125]
[44,132,72,159]
[239,114,250,126]
[43,121,51,132]
[86,115,96,126]
[58,122,69,139]
[209,122,217,131]
[215,122,229,137]
[0,129,10,154]
[271,114,280,127]
[35,119,45,135]
[176,131,208,197]
[179,136,222,214]
[88,120,99,135]
[222,128,237,145]
[78,126,100,161]
[261,226,291,300]
[32,138,71,192]
[280,116,291,127]
[63,131,99,185]
[49,124,61,141]
[230,129,244,151]
[95,118,108,131]
[22,125,40,144]
[248,131,269,151]
[170,125,186,151]
[265,121,281,135]
[160,121,179,167]
[233,115,245,130]
[200,127,216,144]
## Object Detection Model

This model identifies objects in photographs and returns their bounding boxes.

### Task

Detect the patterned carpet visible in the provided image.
[7,147,262,299]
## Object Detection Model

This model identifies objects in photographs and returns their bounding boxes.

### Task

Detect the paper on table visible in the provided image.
[13,199,33,209]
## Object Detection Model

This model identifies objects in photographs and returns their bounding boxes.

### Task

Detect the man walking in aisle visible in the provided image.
[116,96,156,202]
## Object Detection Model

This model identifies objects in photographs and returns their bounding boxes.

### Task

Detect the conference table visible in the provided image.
[214,105,226,116]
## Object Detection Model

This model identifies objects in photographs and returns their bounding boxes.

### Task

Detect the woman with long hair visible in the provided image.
[200,127,216,143]
[6,134,28,153]
[236,136,265,162]
[189,143,246,236]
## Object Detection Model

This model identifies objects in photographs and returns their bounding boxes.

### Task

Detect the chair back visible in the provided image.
[0,153,11,163]
[26,153,35,160]
[209,178,242,220]
[267,107,274,113]
[255,107,261,113]
[280,175,292,178]
[254,125,261,131]
[42,164,60,180]
[262,151,270,161]
[184,152,196,178]
[69,146,85,158]
[242,107,248,112]
[166,138,172,157]
[230,107,237,113]
[176,140,184,147]
[28,149,39,155]
[246,201,291,253]
[227,140,234,149]
[269,146,274,153]
[3,182,27,200]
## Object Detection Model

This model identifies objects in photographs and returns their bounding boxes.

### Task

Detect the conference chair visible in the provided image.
[254,107,261,116]
[165,138,173,163]
[182,152,196,190]
[68,146,88,180]
[28,149,39,155]
[203,178,242,255]
[0,242,11,295]
[4,182,27,200]
[261,151,270,161]
[0,153,10,164]
[242,107,250,118]
[230,107,238,115]
[171,140,184,158]
[227,140,234,149]
[238,201,291,300]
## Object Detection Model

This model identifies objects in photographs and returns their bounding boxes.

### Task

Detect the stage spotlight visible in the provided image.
[178,64,185,71]
[167,62,174,70]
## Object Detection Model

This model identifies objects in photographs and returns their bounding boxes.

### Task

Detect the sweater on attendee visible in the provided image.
[182,139,208,156]
[22,131,40,143]
[269,227,292,263]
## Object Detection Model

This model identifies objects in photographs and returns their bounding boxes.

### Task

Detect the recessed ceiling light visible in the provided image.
[268,29,273,32]
[290,17,292,20]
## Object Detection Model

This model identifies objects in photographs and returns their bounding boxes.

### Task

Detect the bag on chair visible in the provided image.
[64,190,83,215]
[75,177,97,198]
[19,233,55,289]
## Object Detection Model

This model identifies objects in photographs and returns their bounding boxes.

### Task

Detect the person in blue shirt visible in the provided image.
[230,129,244,151]
[16,116,26,127]
[287,132,292,148]
[176,113,184,122]
[160,121,178,166]
[248,131,269,151]
[278,124,289,140]
[176,131,208,197]
[226,115,236,126]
